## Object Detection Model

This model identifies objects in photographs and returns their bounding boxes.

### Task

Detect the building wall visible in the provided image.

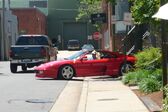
[101,0,130,51]
[0,0,48,15]
[0,10,18,60]
[48,0,97,50]
[12,8,47,35]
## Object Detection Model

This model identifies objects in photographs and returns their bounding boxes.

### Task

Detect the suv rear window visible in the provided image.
[16,36,49,45]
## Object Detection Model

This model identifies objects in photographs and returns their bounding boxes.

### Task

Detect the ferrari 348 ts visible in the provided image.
[34,50,136,80]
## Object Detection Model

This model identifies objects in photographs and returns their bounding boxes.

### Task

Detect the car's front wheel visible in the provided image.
[10,63,17,73]
[120,63,133,76]
[58,65,74,80]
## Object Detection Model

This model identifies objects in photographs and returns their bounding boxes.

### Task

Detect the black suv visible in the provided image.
[67,39,80,50]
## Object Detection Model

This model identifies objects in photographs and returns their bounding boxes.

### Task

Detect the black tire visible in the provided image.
[22,65,27,71]
[119,63,133,76]
[10,63,17,73]
[58,65,74,80]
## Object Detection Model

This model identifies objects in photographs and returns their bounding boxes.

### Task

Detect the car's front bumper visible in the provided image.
[35,68,58,79]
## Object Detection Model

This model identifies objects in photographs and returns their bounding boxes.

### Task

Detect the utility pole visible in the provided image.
[1,0,5,60]
[108,2,114,51]
[108,2,113,51]
[160,0,168,97]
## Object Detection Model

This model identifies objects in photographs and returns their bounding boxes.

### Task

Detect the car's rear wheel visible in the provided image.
[120,63,133,76]
[59,65,74,80]
[10,63,17,73]
[22,65,27,71]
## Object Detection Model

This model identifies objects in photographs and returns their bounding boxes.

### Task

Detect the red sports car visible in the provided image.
[34,50,136,80]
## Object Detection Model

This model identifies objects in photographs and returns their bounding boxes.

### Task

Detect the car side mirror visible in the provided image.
[81,56,88,61]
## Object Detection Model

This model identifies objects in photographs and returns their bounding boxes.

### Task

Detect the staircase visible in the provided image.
[118,24,148,55]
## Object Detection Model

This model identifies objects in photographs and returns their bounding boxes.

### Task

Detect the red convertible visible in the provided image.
[34,50,136,80]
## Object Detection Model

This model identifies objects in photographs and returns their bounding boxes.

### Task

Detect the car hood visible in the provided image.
[34,60,73,70]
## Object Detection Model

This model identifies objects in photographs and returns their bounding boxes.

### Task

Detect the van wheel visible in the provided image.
[22,65,27,71]
[10,64,17,73]
[58,65,74,80]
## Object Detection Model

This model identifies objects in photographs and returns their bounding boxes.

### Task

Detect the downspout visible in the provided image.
[1,0,5,60]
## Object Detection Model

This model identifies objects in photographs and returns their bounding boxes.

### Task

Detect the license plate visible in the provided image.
[22,59,31,62]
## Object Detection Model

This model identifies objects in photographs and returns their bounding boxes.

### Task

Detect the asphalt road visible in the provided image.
[0,50,78,112]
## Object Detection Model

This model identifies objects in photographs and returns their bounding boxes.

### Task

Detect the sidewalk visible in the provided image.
[77,77,149,112]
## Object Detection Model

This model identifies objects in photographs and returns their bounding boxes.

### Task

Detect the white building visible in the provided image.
[0,0,18,60]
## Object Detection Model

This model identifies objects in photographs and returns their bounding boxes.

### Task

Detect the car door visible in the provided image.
[100,51,122,75]
[75,58,93,76]
[75,54,106,77]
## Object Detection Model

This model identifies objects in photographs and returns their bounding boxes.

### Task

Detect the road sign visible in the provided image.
[91,13,107,24]
[93,32,100,40]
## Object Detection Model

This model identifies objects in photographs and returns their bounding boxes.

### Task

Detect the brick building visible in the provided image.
[12,8,47,35]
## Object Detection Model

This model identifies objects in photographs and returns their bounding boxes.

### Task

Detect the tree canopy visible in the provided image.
[129,0,160,24]
[76,0,102,21]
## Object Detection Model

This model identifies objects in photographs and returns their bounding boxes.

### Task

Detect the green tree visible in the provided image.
[76,0,116,21]
[76,0,102,21]
[129,0,160,24]
[76,0,116,30]
[129,0,161,48]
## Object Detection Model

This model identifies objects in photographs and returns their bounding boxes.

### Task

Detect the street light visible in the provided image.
[152,1,168,97]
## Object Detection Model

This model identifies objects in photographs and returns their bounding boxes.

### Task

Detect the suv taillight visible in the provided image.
[40,47,47,57]
[9,50,14,58]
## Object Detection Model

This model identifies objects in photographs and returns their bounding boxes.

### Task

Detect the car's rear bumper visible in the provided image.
[10,59,48,67]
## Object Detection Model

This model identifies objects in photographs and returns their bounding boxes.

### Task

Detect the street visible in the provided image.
[0,50,81,112]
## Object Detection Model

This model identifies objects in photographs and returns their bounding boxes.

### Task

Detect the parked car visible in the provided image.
[81,44,94,51]
[34,50,136,80]
[10,35,58,73]
[67,39,80,50]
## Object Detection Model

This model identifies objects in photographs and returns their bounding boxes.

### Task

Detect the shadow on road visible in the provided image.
[36,78,84,81]
[91,76,121,81]
[16,70,35,74]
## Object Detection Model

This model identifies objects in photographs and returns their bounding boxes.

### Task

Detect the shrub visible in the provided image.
[122,71,137,85]
[163,85,168,112]
[148,69,162,82]
[122,69,152,85]
[122,47,163,94]
[138,78,161,93]
[122,68,162,93]
[135,47,161,70]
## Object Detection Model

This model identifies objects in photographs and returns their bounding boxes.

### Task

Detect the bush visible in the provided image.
[122,71,137,85]
[135,47,162,70]
[138,78,161,93]
[122,68,162,93]
[163,85,168,112]
[122,47,162,94]
[148,69,162,82]
[122,69,152,85]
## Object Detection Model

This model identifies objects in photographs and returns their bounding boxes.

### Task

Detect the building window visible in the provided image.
[116,0,129,21]
[29,1,47,8]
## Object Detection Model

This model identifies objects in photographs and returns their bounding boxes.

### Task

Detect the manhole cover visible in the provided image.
[25,99,54,103]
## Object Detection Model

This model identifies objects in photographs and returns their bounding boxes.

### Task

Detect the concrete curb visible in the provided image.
[49,81,83,112]
[77,78,88,112]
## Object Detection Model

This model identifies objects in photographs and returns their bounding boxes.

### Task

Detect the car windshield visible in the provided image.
[66,50,87,60]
